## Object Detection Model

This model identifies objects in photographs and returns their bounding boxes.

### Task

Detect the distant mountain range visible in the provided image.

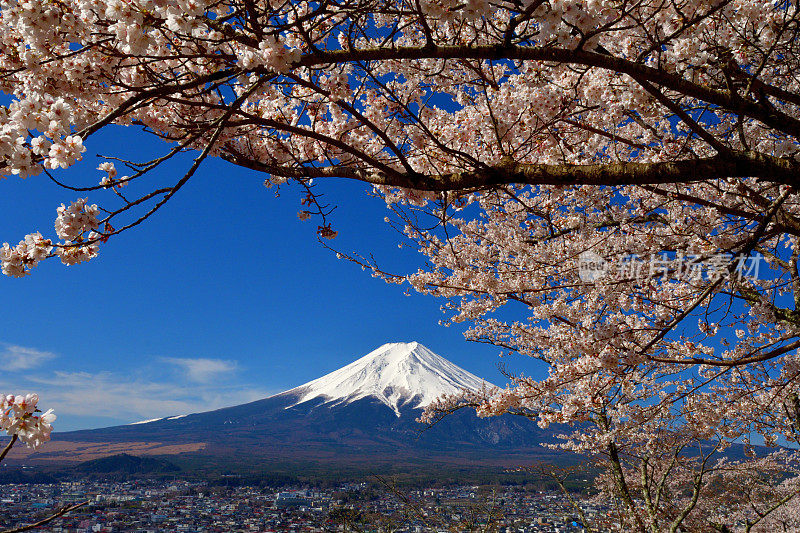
[20,342,569,473]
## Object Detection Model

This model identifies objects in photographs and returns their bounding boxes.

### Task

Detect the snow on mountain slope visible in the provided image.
[281,342,494,416]
[129,417,164,425]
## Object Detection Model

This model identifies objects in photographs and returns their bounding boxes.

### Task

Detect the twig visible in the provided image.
[372,474,431,528]
[0,435,18,463]
[1,500,90,533]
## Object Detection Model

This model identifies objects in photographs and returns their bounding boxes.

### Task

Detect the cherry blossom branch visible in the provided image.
[640,186,794,361]
[0,434,17,463]
[371,474,433,528]
[0,396,76,533]
[648,337,800,367]
[744,490,800,533]
[667,444,717,533]
[0,501,90,533]
[231,151,799,191]
[297,45,800,138]
[76,69,242,139]
[523,463,599,533]
[70,78,269,247]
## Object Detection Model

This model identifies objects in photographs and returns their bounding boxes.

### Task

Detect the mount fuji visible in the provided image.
[280,341,490,415]
[37,342,565,470]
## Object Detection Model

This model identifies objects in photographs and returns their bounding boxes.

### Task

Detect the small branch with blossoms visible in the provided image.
[0,394,56,451]
[0,394,88,533]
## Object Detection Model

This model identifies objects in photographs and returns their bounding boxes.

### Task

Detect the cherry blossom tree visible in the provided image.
[2,0,800,529]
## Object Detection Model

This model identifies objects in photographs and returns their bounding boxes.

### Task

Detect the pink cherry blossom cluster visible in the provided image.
[0,232,52,277]
[56,237,100,266]
[1,198,102,276]
[55,198,100,241]
[53,198,102,265]
[235,37,302,73]
[44,135,85,170]
[1,394,56,451]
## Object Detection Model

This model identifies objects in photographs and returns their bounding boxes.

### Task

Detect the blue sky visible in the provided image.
[0,126,539,431]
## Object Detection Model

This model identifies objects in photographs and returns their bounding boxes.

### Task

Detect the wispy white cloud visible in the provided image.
[26,371,198,419]
[161,357,238,383]
[9,370,274,430]
[1,344,57,371]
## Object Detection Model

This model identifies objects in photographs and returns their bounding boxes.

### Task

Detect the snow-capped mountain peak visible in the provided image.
[282,342,492,416]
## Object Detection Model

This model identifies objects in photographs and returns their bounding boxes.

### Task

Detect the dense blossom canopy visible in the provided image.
[2,0,800,529]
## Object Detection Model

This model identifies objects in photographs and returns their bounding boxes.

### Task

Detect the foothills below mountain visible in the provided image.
[15,342,568,473]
